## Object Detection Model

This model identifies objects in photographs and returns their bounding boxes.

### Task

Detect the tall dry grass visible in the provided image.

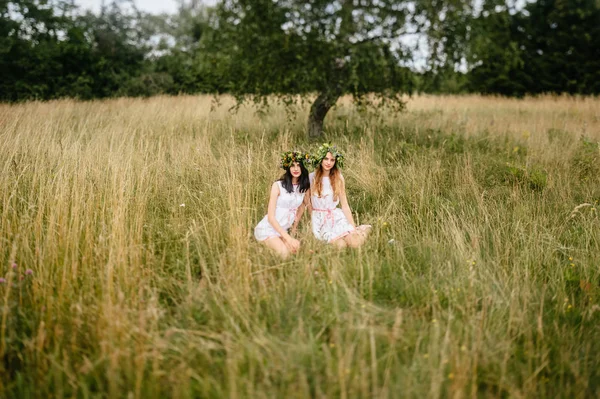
[1,94,599,398]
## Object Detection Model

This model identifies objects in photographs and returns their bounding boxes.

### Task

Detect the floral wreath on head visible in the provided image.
[280,150,311,169]
[312,142,345,169]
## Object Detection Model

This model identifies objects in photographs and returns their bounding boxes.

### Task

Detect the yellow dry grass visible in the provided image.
[1,94,599,398]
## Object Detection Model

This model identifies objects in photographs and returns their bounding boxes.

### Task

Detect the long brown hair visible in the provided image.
[313,164,342,200]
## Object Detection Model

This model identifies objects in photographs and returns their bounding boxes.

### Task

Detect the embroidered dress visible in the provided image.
[310,172,355,242]
[254,181,305,241]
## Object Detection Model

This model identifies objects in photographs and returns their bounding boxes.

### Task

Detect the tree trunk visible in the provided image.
[307,90,340,139]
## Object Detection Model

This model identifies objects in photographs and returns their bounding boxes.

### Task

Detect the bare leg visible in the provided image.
[343,232,364,248]
[331,237,348,249]
[344,226,372,248]
[262,237,291,258]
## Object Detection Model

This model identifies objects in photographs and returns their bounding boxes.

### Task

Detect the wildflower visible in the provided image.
[25,269,33,275]
[179,203,185,207]
[328,280,332,284]
[329,343,335,348]
[448,373,455,380]
[388,239,396,245]
[580,280,592,292]
[432,319,437,323]
[569,257,573,261]
[0,278,5,283]
[423,353,429,359]
[11,263,17,270]
[460,345,467,352]
[570,263,575,268]
[382,222,389,227]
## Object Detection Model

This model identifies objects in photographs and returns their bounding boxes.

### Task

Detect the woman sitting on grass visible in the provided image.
[254,151,311,258]
[310,143,371,248]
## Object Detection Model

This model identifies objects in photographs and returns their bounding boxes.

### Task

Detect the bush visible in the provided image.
[571,136,600,181]
[118,73,175,97]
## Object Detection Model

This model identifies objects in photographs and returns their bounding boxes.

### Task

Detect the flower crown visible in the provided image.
[312,143,345,169]
[280,150,311,169]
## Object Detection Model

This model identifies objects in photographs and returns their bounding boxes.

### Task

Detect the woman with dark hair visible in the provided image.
[310,143,371,248]
[254,151,311,258]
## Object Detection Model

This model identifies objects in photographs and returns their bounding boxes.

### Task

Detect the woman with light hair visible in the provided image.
[309,143,371,248]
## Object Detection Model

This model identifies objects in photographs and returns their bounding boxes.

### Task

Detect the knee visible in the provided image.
[347,233,366,248]
[277,247,291,259]
[331,238,347,248]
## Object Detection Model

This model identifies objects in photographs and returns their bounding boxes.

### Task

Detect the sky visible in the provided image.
[75,0,215,15]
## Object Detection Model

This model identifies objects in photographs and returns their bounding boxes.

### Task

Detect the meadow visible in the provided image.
[1,94,600,398]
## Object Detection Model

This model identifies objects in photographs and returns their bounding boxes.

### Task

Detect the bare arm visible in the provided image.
[266,182,294,241]
[291,189,311,235]
[339,176,356,228]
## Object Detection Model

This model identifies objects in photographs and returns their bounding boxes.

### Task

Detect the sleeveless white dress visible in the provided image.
[310,172,355,242]
[254,181,306,241]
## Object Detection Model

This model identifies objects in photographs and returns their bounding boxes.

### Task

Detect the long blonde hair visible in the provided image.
[313,164,342,200]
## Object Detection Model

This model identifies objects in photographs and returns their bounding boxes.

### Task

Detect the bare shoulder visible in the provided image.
[271,181,281,194]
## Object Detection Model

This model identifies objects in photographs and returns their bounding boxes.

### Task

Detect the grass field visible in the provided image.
[1,94,600,398]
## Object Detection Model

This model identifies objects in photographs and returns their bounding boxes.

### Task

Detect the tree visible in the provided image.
[209,0,473,138]
[464,0,600,96]
[466,6,531,96]
[0,0,158,101]
[0,0,78,101]
[518,0,600,94]
[142,1,228,95]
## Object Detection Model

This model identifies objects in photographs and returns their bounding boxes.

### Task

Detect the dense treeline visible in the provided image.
[424,0,600,96]
[1,0,598,102]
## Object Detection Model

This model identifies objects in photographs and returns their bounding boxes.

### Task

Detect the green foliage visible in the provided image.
[1,0,599,102]
[466,0,600,95]
[481,160,548,191]
[571,136,600,181]
[118,72,175,97]
[0,0,153,101]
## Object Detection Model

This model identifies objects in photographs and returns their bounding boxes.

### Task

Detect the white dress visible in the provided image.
[254,181,306,241]
[310,172,355,242]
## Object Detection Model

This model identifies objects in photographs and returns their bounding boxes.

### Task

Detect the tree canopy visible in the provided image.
[466,0,600,96]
